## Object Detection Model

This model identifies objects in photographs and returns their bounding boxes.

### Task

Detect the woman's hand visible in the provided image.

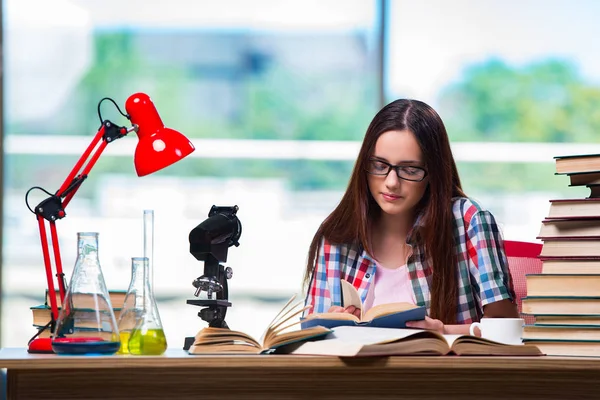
[405,316,445,334]
[328,305,361,318]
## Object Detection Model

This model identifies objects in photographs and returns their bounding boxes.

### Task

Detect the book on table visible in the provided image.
[45,289,127,309]
[31,290,125,339]
[523,324,600,341]
[534,315,600,326]
[522,340,600,357]
[545,198,600,219]
[301,279,426,329]
[587,184,600,198]
[31,305,122,327]
[34,326,112,339]
[554,153,600,175]
[538,219,600,239]
[287,326,543,357]
[526,153,600,357]
[539,238,600,258]
[567,171,600,187]
[540,258,600,274]
[522,296,600,315]
[526,274,600,297]
[188,295,331,355]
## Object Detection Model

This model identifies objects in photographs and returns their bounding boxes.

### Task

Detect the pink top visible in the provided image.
[363,263,416,313]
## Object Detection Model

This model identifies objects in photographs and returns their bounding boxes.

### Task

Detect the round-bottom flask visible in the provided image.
[52,232,120,355]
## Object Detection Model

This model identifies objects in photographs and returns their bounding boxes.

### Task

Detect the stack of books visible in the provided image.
[522,153,600,357]
[31,290,126,338]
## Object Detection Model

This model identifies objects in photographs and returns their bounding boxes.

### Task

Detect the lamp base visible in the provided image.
[28,337,54,354]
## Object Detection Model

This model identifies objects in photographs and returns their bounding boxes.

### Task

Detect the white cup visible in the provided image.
[469,318,524,345]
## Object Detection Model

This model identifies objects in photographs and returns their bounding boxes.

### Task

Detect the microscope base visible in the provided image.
[183,336,195,351]
[183,299,232,351]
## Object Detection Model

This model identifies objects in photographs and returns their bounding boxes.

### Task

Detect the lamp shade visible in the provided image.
[125,93,195,177]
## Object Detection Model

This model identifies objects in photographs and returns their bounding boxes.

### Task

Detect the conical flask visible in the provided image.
[52,232,120,355]
[118,257,167,355]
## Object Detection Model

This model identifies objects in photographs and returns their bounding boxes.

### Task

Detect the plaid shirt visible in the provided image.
[304,197,515,324]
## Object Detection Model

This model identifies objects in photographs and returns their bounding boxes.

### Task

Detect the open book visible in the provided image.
[188,295,331,354]
[289,326,544,357]
[301,280,426,329]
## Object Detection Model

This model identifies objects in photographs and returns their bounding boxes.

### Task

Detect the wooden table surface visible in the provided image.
[1,348,599,399]
[0,347,598,369]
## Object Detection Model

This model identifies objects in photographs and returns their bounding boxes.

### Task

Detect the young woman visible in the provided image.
[303,99,517,335]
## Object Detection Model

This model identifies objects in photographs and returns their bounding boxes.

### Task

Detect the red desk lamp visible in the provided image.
[25,93,195,353]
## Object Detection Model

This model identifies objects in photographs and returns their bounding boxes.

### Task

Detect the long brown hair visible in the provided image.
[304,99,465,324]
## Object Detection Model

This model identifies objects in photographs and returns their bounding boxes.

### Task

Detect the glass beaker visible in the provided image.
[52,232,120,355]
[118,257,167,355]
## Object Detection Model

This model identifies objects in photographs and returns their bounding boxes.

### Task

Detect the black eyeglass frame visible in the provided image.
[365,158,428,182]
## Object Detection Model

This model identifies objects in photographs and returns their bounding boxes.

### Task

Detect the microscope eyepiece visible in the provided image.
[188,205,241,262]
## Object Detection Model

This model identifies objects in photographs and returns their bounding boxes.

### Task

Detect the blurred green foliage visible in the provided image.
[437,58,600,194]
[439,58,600,143]
[8,33,600,194]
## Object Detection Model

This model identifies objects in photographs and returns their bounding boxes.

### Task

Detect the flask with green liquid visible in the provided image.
[117,257,167,355]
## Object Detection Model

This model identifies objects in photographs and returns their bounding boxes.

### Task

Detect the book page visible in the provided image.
[190,299,330,353]
[193,327,261,348]
[303,312,360,323]
[363,302,419,322]
[288,338,365,357]
[189,343,262,354]
[257,294,331,349]
[449,335,543,356]
[288,326,449,356]
[331,326,435,345]
[259,295,299,344]
[442,334,461,348]
[263,301,313,347]
[341,279,363,317]
[266,326,331,349]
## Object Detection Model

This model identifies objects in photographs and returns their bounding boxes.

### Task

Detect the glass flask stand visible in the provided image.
[118,257,167,355]
[52,232,120,355]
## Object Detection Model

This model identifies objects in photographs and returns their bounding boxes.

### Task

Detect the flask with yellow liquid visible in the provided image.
[117,257,167,355]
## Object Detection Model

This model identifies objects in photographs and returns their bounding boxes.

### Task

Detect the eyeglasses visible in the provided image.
[366,159,428,182]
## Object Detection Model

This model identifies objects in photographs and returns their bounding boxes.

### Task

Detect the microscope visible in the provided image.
[183,205,242,350]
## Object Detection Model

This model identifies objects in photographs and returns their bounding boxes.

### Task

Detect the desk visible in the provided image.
[1,348,599,399]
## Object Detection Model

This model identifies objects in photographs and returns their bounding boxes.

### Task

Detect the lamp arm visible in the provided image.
[59,121,133,205]
[31,121,132,323]
[25,92,194,354]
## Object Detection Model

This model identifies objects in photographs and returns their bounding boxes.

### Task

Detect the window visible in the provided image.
[2,0,380,346]
[387,0,600,239]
